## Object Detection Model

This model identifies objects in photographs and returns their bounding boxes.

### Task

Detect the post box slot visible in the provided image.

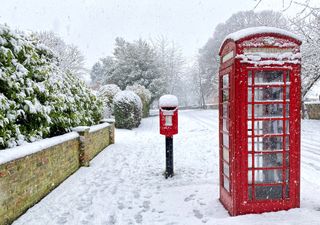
[162,110,174,116]
[161,107,176,110]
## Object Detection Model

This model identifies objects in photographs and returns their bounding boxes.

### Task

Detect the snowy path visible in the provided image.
[13,110,320,225]
[301,120,320,186]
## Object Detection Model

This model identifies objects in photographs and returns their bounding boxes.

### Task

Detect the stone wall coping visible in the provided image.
[89,122,110,133]
[72,126,90,132]
[0,132,79,165]
[305,101,320,105]
[101,118,115,123]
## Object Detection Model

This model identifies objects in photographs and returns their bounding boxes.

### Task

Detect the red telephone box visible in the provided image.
[159,95,178,137]
[218,27,302,216]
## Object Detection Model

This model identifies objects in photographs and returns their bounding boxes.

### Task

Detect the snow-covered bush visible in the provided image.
[113,91,142,129]
[98,84,121,118]
[0,25,103,149]
[126,84,151,118]
[49,71,103,136]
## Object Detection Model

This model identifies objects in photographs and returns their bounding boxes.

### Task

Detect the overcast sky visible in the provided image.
[0,0,306,68]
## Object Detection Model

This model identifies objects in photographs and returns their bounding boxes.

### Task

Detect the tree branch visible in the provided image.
[253,0,263,9]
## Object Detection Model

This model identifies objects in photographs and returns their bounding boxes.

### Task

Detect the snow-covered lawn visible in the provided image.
[13,110,320,225]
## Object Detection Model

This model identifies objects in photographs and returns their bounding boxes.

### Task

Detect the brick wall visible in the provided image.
[305,103,320,119]
[87,127,110,161]
[0,122,114,225]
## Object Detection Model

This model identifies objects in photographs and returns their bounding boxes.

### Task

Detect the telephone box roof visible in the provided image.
[219,26,302,54]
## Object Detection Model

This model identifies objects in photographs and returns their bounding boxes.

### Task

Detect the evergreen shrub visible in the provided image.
[0,25,103,149]
[113,90,142,129]
[98,84,121,118]
[126,84,151,118]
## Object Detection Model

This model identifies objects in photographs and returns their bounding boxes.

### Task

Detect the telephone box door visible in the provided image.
[246,69,292,202]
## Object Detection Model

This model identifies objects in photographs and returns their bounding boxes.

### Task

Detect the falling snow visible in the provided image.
[12,110,320,225]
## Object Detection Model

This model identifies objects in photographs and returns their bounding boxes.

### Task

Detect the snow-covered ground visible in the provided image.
[13,110,320,225]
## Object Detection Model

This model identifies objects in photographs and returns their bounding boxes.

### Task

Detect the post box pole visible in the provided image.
[165,136,174,178]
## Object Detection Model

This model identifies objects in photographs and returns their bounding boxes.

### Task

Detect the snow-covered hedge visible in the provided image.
[98,84,121,118]
[126,84,151,118]
[113,90,142,129]
[0,25,103,149]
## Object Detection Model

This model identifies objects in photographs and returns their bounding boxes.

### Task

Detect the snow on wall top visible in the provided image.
[220,26,302,52]
[305,101,320,105]
[71,126,89,132]
[0,132,79,165]
[71,123,111,133]
[101,118,115,123]
[159,95,178,107]
[89,123,110,133]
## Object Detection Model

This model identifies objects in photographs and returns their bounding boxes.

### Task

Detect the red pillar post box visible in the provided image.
[218,27,302,216]
[159,95,178,178]
[159,95,178,137]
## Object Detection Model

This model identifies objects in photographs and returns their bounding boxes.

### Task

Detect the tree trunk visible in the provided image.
[301,98,307,119]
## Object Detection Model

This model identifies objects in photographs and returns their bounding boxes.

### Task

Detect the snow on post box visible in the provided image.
[159,95,178,136]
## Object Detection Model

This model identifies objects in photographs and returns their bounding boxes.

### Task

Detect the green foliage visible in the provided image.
[0,25,103,149]
[126,84,151,118]
[113,91,142,129]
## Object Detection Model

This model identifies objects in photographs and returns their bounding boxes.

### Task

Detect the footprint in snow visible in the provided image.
[143,193,152,199]
[193,209,204,219]
[184,194,195,202]
[80,219,89,225]
[197,199,206,206]
[107,214,117,225]
[111,186,118,195]
[133,190,140,199]
[202,218,209,223]
[117,201,125,210]
[134,213,143,224]
[80,213,94,225]
[142,200,150,211]
[76,204,85,211]
[86,213,94,220]
[56,216,68,224]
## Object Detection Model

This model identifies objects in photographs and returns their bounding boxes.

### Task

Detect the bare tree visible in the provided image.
[254,0,319,13]
[181,60,207,108]
[33,31,86,80]
[151,36,185,95]
[289,5,320,117]
[198,10,290,104]
[288,2,320,97]
[253,0,320,118]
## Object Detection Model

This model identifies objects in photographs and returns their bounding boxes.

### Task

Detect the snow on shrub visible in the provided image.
[0,24,103,149]
[113,90,142,129]
[98,84,121,118]
[126,84,151,118]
